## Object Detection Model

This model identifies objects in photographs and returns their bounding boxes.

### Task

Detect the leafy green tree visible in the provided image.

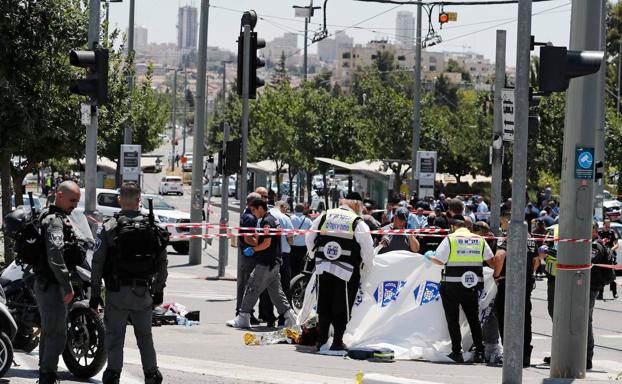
[433,74,459,112]
[446,58,472,82]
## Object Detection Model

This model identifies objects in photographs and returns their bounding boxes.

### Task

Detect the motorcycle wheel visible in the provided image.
[0,332,14,378]
[62,307,106,379]
[289,274,310,314]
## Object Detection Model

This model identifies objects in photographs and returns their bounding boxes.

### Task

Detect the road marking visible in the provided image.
[123,348,351,384]
[599,334,622,339]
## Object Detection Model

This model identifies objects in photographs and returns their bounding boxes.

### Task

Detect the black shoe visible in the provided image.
[329,342,347,351]
[102,369,121,384]
[145,367,163,384]
[586,360,593,370]
[447,351,464,363]
[37,371,58,384]
[523,358,531,368]
[250,315,261,326]
[597,294,604,300]
[543,356,551,365]
[472,351,485,363]
[614,292,619,299]
[265,320,275,328]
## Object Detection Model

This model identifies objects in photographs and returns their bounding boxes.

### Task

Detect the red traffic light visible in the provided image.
[439,12,449,24]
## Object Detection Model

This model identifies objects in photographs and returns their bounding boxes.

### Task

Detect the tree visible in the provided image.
[446,58,472,82]
[273,51,290,87]
[433,74,459,112]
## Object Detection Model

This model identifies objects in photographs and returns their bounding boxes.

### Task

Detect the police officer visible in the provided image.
[90,182,169,384]
[597,219,618,299]
[305,192,375,351]
[35,180,82,383]
[428,215,495,363]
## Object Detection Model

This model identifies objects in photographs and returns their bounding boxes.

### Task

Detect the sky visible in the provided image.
[107,0,575,66]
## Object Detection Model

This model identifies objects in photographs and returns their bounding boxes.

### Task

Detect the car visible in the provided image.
[11,194,43,214]
[75,188,148,219]
[157,133,169,142]
[159,176,184,195]
[182,154,193,172]
[603,199,621,222]
[142,194,190,254]
[204,180,222,197]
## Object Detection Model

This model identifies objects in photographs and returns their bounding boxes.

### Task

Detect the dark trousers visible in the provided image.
[318,272,359,345]
[494,278,534,362]
[440,283,484,354]
[547,277,555,319]
[34,280,68,374]
[236,247,257,315]
[331,200,339,209]
[290,245,307,279]
[259,253,291,323]
[597,281,618,297]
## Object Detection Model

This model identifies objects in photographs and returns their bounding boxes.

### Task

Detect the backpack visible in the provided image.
[3,206,45,266]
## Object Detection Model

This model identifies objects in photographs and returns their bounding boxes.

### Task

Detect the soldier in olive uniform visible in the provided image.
[35,181,82,384]
[90,182,168,384]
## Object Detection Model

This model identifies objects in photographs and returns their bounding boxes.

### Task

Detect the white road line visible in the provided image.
[598,334,622,339]
[123,348,352,384]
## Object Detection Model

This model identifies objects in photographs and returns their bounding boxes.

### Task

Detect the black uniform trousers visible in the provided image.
[493,278,534,362]
[290,245,307,279]
[440,282,485,354]
[317,272,360,345]
[259,252,291,324]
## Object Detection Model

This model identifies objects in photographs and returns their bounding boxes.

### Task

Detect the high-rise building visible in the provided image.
[395,11,415,47]
[177,5,198,51]
[134,25,148,50]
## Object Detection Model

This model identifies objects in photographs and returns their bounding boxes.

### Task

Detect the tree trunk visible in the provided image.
[306,171,312,205]
[275,161,281,200]
[454,174,462,184]
[11,165,28,206]
[322,173,328,211]
[288,168,294,211]
[1,151,15,265]
[392,165,402,193]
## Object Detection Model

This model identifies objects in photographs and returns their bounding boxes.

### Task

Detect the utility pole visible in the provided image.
[183,68,188,156]
[85,0,101,235]
[551,0,604,378]
[240,23,251,214]
[618,41,621,115]
[217,60,230,277]
[170,69,178,171]
[124,0,135,144]
[189,0,210,265]
[490,30,506,236]
[409,3,422,196]
[503,0,531,382]
[594,0,606,222]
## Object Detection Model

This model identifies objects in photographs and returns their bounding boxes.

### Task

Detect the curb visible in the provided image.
[360,373,442,384]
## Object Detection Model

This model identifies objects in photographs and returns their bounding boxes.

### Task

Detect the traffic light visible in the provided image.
[249,32,265,99]
[69,46,109,105]
[439,12,449,27]
[236,33,244,97]
[538,45,604,94]
[224,139,241,175]
[595,161,604,181]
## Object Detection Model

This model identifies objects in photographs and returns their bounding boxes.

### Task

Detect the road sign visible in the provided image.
[502,88,515,142]
[574,146,594,180]
[80,103,91,126]
[416,151,437,198]
[120,144,141,182]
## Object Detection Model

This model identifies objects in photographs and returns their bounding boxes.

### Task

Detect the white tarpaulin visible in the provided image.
[297,251,497,362]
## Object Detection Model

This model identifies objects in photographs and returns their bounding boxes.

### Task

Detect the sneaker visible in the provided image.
[472,351,485,363]
[597,293,604,300]
[226,313,251,328]
[447,351,464,363]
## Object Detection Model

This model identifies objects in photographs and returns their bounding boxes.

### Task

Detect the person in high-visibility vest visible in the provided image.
[427,215,495,363]
[305,192,375,351]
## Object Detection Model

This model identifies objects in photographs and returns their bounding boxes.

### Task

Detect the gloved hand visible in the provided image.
[89,296,103,310]
[423,250,435,261]
[243,247,255,257]
[152,292,164,306]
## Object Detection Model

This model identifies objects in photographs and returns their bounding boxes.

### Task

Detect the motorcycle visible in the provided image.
[0,210,106,378]
[289,254,315,314]
[0,285,18,378]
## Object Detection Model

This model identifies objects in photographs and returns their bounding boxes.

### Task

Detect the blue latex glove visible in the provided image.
[243,247,255,257]
[423,250,435,261]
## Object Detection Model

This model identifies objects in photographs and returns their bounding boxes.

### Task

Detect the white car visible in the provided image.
[142,194,190,254]
[159,176,184,196]
[76,188,147,219]
[11,194,44,214]
[182,154,193,172]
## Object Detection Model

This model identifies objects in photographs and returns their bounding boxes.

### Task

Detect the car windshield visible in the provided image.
[167,177,182,182]
[142,196,174,210]
[11,196,42,209]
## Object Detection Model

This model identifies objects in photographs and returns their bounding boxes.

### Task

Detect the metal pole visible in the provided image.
[124,0,135,144]
[104,0,109,46]
[410,3,422,196]
[303,17,308,81]
[183,68,188,156]
[551,0,603,378]
[490,30,506,236]
[85,0,101,235]
[189,0,210,265]
[240,24,250,214]
[594,0,606,222]
[617,40,621,115]
[170,70,177,171]
[218,123,230,278]
[502,0,531,381]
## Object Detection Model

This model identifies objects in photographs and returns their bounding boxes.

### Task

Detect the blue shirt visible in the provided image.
[240,208,257,250]
[266,208,293,254]
[290,213,312,247]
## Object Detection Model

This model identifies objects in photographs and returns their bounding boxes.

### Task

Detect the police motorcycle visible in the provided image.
[290,253,315,314]
[0,284,18,378]
[1,198,106,378]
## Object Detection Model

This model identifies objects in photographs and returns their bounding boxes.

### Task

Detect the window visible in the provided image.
[343,62,350,68]
[430,65,437,72]
[371,54,378,60]
[342,52,351,59]
[98,193,120,208]
[397,55,406,61]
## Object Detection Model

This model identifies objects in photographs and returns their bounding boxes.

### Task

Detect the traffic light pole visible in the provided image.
[490,30,506,237]
[594,0,606,222]
[240,24,250,214]
[503,1,531,382]
[85,0,101,235]
[189,0,210,265]
[551,0,604,378]
[170,69,177,171]
[124,0,135,144]
[183,68,188,156]
[218,122,230,278]
[409,3,422,196]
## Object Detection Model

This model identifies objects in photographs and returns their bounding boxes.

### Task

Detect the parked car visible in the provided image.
[204,180,222,197]
[75,188,148,219]
[10,194,43,214]
[604,199,621,222]
[157,133,169,142]
[159,176,184,196]
[182,154,193,172]
[142,194,190,254]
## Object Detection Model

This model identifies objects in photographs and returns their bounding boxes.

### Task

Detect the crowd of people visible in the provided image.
[227,186,619,369]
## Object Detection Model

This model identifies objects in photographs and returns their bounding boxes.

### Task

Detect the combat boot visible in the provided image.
[226,312,251,328]
[282,309,297,328]
[37,371,58,384]
[102,369,121,384]
[144,367,163,384]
